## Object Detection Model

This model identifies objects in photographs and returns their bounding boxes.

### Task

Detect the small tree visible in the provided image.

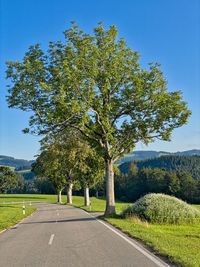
[6,22,191,214]
[0,166,17,193]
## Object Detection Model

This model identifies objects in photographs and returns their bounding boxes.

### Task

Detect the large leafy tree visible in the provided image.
[6,22,191,214]
[0,166,17,193]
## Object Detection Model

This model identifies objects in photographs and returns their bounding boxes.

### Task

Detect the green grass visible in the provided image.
[0,204,36,232]
[0,194,61,204]
[105,216,200,267]
[193,205,200,210]
[67,196,132,213]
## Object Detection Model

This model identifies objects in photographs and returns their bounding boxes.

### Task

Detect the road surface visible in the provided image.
[0,203,170,267]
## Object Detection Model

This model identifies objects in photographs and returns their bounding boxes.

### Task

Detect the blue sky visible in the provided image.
[0,0,199,160]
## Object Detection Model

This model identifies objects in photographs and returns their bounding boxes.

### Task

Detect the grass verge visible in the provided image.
[0,194,59,232]
[0,204,36,232]
[104,216,200,267]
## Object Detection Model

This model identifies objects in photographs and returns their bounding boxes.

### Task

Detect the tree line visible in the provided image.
[115,163,200,204]
[119,155,200,179]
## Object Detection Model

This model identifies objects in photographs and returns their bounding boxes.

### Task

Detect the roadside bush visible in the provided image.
[122,193,200,224]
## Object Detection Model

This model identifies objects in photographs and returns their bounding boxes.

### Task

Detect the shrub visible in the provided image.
[122,193,200,224]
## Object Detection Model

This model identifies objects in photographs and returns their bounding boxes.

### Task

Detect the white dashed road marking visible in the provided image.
[48,234,55,245]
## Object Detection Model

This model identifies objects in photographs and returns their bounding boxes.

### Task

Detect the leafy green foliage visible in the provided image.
[6,22,191,160]
[32,131,105,194]
[123,193,200,224]
[0,166,18,193]
[32,143,67,193]
[119,155,200,179]
[115,164,200,203]
[6,22,191,214]
[76,148,105,189]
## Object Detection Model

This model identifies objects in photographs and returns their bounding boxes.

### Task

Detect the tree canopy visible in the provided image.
[6,22,191,214]
[0,166,17,193]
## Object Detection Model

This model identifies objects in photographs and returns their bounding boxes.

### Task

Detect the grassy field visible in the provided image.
[0,194,60,204]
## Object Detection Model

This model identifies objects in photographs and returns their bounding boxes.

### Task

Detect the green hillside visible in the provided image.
[116,149,200,164]
[119,155,200,179]
[0,155,34,170]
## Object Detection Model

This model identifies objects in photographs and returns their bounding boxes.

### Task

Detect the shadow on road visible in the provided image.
[21,217,96,224]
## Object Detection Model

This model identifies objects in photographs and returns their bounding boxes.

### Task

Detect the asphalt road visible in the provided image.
[0,203,170,267]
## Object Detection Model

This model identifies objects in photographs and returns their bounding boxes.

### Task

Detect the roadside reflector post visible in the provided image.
[89,202,91,212]
[23,205,25,215]
[29,202,32,206]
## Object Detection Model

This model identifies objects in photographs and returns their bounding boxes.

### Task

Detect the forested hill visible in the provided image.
[116,149,200,164]
[119,155,200,179]
[0,155,34,170]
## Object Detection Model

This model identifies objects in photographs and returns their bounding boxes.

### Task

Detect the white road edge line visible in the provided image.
[81,210,169,267]
[48,234,55,245]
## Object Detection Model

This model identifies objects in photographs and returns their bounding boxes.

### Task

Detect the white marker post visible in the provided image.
[89,202,91,212]
[23,205,25,215]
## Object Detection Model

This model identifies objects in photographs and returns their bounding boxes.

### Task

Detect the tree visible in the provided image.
[76,149,105,206]
[6,22,191,214]
[176,171,196,202]
[0,166,17,193]
[164,170,180,195]
[32,149,66,203]
[34,131,93,204]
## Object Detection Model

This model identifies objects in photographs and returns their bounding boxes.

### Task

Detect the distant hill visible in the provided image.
[116,149,200,164]
[119,155,200,179]
[0,155,34,170]
[0,155,35,180]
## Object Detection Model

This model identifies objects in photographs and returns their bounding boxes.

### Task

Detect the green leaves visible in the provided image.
[0,166,17,193]
[6,22,191,162]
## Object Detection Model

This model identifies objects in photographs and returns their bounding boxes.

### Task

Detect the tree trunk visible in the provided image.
[67,183,73,204]
[96,190,99,198]
[57,190,62,203]
[84,187,90,206]
[105,159,116,215]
